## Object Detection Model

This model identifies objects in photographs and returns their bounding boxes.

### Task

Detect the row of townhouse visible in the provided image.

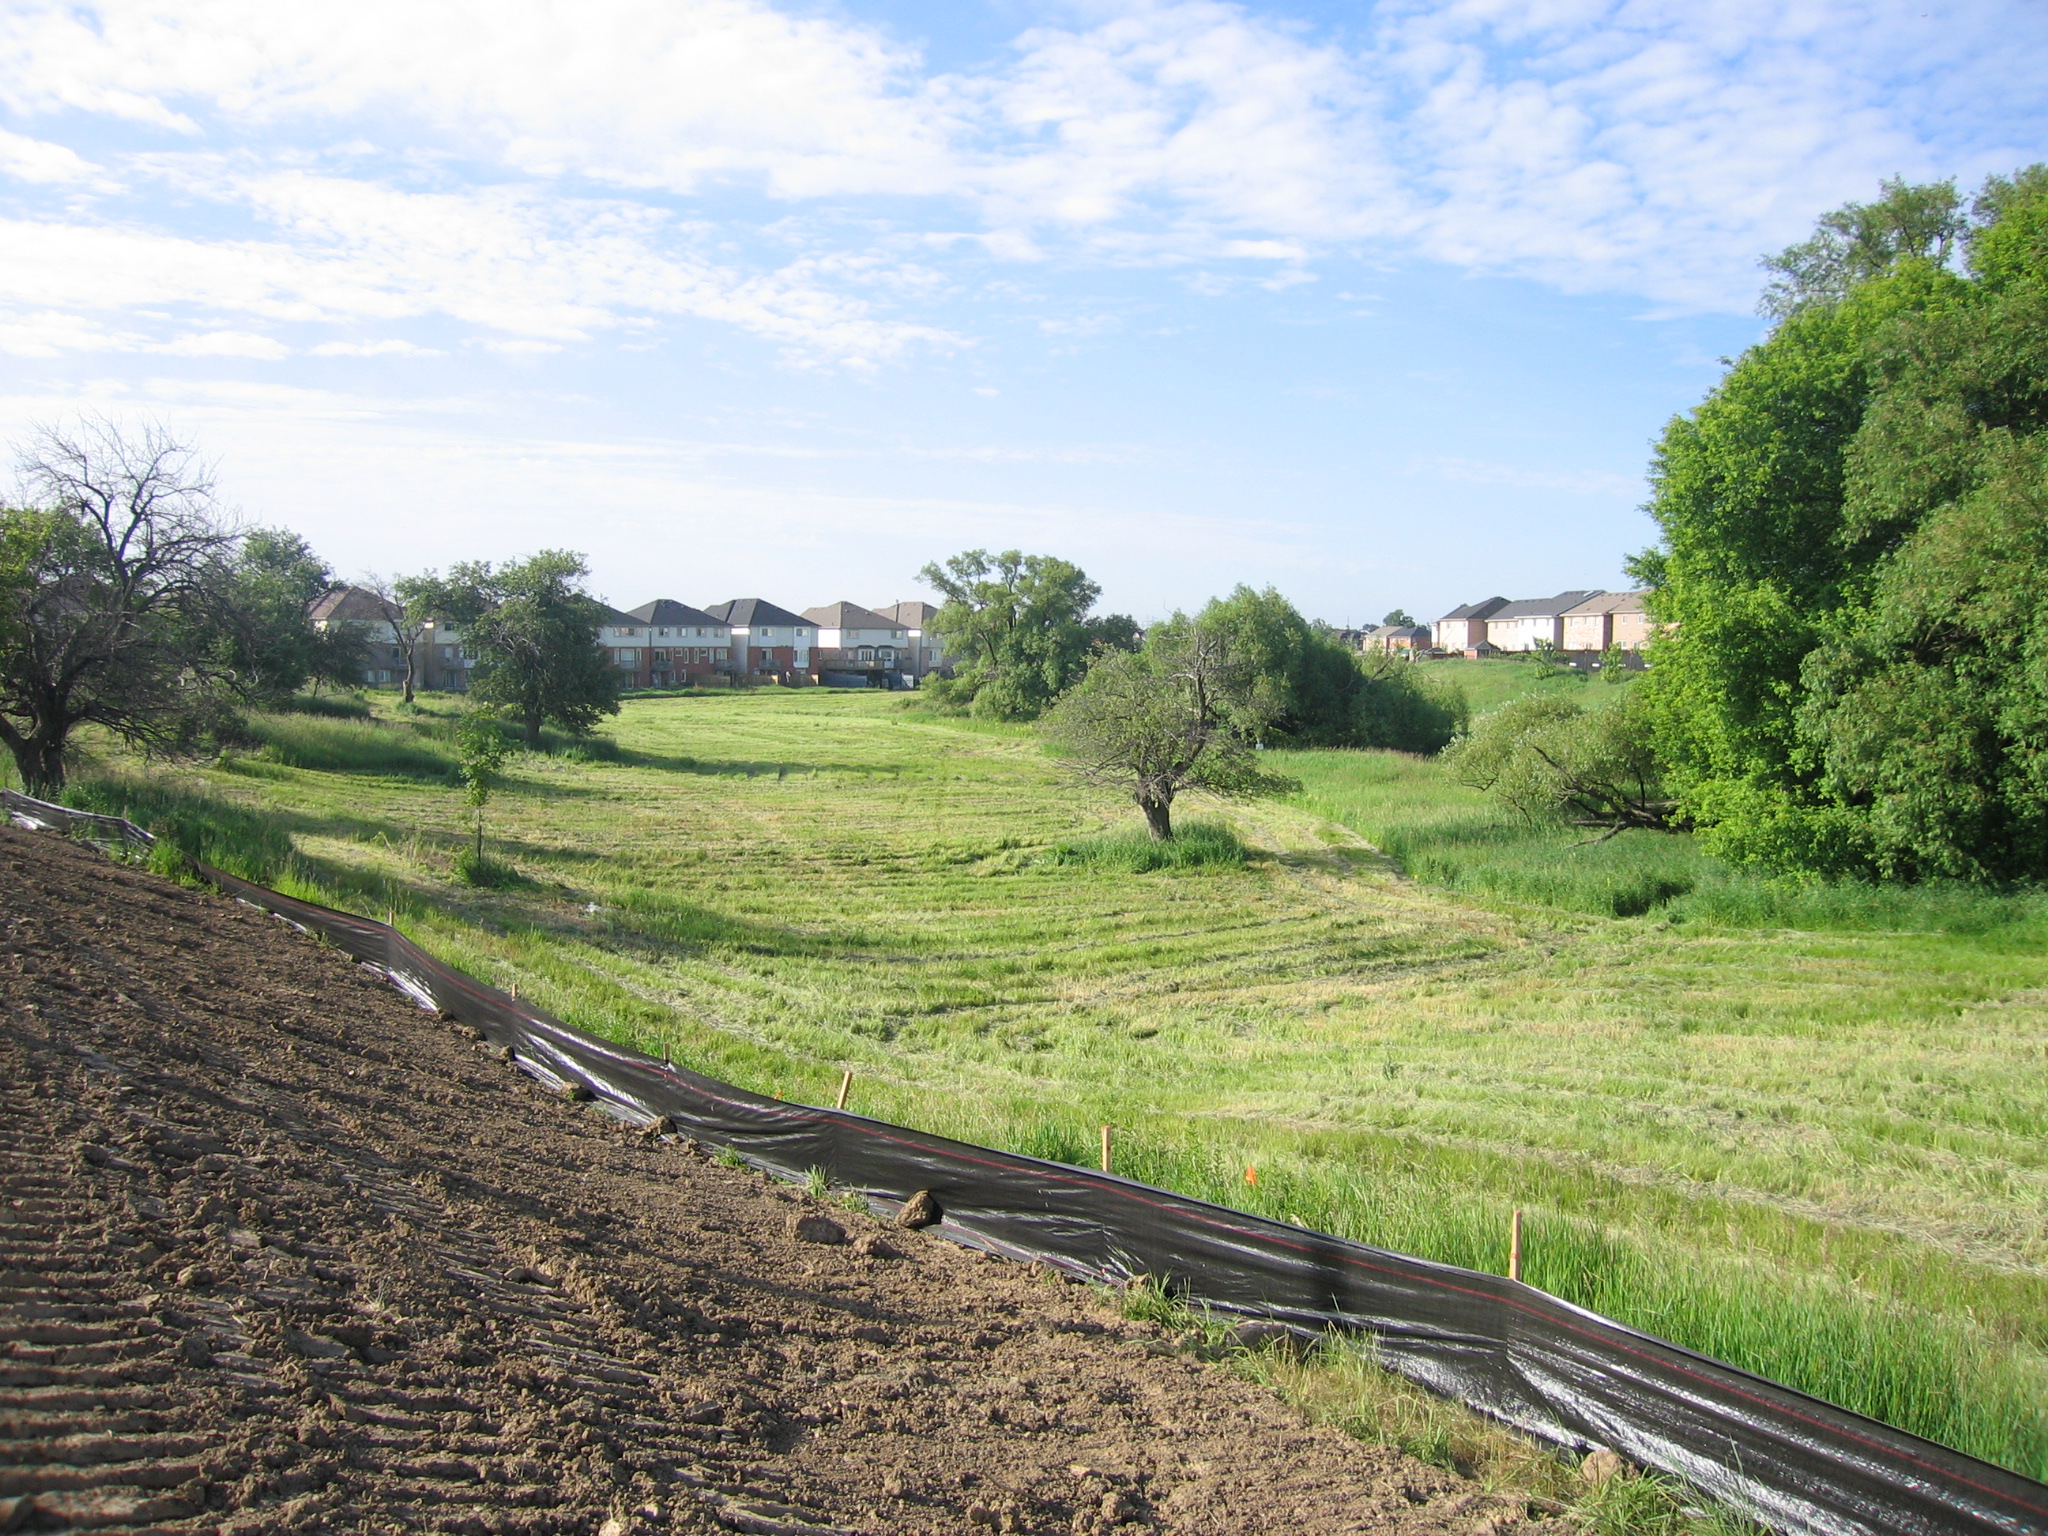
[1430,589,1655,657]
[310,589,949,692]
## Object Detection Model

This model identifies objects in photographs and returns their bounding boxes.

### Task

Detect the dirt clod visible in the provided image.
[897,1188,942,1228]
[788,1212,848,1245]
[1580,1448,1625,1486]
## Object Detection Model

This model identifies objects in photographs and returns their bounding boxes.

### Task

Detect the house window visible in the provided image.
[653,650,668,662]
[615,648,640,667]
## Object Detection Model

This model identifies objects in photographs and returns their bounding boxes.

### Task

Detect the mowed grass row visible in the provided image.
[44,686,2048,1479]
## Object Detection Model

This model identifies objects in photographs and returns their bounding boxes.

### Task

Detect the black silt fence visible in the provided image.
[7,789,2044,1536]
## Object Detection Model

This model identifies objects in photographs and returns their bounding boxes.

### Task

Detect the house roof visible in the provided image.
[802,601,900,630]
[1436,597,1507,623]
[594,603,645,627]
[1489,590,1604,622]
[702,599,807,628]
[626,599,724,628]
[1562,590,1649,616]
[308,585,399,624]
[1369,624,1431,640]
[878,600,938,627]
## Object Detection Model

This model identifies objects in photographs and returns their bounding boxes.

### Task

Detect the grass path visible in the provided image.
[62,687,2048,1478]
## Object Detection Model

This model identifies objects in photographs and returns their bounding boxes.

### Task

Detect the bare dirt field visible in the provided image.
[0,822,1554,1535]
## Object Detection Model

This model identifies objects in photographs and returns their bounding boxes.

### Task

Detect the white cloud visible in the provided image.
[310,338,442,357]
[0,127,96,182]
[152,328,289,358]
[0,173,962,366]
[0,0,954,193]
[0,308,285,357]
[0,0,2040,364]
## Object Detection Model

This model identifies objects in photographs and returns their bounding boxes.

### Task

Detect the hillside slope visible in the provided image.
[0,823,1538,1536]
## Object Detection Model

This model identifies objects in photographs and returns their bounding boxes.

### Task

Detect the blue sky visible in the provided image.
[1,1,2043,625]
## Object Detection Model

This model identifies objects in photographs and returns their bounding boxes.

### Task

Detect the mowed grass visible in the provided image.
[50,687,2048,1481]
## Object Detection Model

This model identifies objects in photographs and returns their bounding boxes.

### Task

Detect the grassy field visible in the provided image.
[38,681,2048,1483]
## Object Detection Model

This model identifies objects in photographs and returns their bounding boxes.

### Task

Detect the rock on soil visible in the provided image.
[0,823,1552,1535]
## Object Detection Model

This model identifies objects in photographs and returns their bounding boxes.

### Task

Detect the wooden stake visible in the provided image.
[834,1069,853,1111]
[1100,1124,1113,1174]
[1509,1208,1523,1283]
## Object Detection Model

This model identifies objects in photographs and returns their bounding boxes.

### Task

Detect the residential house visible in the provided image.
[702,599,813,679]
[594,606,654,689]
[1482,591,1605,653]
[417,619,474,691]
[1362,623,1432,653]
[1561,590,1654,655]
[625,600,732,686]
[1432,597,1507,654]
[310,586,408,687]
[802,602,911,682]
[875,600,947,676]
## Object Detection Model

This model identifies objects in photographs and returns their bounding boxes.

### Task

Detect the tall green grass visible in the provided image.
[1283,745,2048,933]
[1283,746,1706,916]
[245,712,457,778]
[60,776,297,885]
[1044,818,1247,872]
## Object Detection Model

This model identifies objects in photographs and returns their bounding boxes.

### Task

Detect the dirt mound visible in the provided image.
[0,823,1547,1535]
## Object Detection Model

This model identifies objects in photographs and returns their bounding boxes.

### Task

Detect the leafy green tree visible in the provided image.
[1759,176,1968,319]
[917,548,1135,720]
[1445,690,1671,840]
[220,529,364,701]
[1637,165,2048,879]
[1164,585,1464,752]
[431,551,620,748]
[1381,609,1416,626]
[0,419,241,795]
[1042,625,1295,841]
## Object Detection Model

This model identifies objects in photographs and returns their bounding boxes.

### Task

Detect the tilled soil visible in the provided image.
[0,822,1548,1536]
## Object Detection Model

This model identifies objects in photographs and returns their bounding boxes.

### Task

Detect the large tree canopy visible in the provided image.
[918,548,1136,720]
[1041,624,1294,841]
[1638,165,2048,879]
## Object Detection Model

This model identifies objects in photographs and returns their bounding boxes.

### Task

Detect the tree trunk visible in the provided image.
[402,654,415,705]
[1139,794,1173,842]
[523,712,542,749]
[13,733,66,799]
